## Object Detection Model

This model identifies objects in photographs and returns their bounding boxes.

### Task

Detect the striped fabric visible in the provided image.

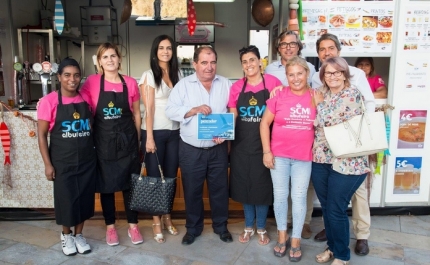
[54,0,64,35]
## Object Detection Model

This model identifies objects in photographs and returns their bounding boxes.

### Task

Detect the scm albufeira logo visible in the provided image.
[103,101,122,120]
[239,96,265,122]
[61,111,91,138]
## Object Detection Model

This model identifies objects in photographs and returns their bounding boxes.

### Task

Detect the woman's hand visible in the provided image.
[263,152,275,169]
[146,139,156,153]
[45,165,55,181]
[269,85,284,98]
[312,90,324,106]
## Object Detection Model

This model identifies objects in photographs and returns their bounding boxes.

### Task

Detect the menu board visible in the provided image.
[301,2,395,56]
[403,7,430,52]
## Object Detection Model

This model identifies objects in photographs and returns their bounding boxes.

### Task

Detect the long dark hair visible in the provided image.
[149,35,180,89]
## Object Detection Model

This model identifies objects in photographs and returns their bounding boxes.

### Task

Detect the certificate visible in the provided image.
[197,113,235,140]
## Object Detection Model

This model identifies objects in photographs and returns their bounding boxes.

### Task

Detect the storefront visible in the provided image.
[0,0,429,212]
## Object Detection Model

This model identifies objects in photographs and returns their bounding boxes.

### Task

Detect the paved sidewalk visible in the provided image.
[0,215,429,264]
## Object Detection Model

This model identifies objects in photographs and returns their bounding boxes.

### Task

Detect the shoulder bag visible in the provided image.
[323,95,388,158]
[129,152,176,215]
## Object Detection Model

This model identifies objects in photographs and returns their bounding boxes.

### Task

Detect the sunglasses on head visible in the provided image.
[239,45,258,55]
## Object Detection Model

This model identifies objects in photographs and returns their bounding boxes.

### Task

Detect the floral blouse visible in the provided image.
[313,86,370,175]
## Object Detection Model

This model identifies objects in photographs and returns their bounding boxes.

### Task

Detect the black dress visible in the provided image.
[229,77,273,205]
[50,91,96,227]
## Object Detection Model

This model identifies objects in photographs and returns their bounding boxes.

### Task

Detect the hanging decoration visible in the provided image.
[54,0,65,35]
[0,103,12,188]
[187,0,197,36]
[251,0,274,27]
[288,0,301,37]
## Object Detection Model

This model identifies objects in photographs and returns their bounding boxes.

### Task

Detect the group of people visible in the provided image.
[37,29,387,265]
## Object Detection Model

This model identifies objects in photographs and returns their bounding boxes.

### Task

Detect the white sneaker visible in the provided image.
[75,234,91,254]
[61,232,77,256]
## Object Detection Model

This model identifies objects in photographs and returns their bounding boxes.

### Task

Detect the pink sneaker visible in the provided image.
[106,227,119,246]
[128,226,143,245]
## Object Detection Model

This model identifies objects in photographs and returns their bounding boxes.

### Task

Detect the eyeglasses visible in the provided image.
[239,45,258,55]
[278,42,298,49]
[324,71,343,78]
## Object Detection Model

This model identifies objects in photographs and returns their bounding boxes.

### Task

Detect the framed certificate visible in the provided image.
[197,113,235,140]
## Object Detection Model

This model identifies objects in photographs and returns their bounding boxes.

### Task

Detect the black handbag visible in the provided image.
[129,152,176,215]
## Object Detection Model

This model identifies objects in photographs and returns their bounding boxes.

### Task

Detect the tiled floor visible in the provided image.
[0,215,430,264]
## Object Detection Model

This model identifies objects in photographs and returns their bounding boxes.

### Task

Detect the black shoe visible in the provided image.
[182,233,197,245]
[216,230,233,243]
[314,228,327,242]
[355,239,369,256]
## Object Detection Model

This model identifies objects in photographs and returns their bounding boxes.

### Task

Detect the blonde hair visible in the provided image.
[96,42,122,74]
[285,56,310,74]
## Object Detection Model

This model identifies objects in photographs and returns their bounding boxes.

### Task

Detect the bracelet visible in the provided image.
[263,151,271,154]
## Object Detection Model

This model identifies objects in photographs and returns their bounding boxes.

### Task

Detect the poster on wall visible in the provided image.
[403,7,430,52]
[397,110,427,149]
[404,59,430,89]
[393,157,422,194]
[300,2,395,56]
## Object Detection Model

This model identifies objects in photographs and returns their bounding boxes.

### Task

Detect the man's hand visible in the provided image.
[185,104,212,118]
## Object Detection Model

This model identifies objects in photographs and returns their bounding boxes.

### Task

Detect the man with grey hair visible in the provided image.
[265,29,316,240]
[166,46,233,246]
[311,33,374,256]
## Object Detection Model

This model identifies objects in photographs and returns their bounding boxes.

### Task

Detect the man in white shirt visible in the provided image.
[311,33,373,256]
[265,30,316,240]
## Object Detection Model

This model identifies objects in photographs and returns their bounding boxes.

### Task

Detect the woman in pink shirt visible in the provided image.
[80,43,143,246]
[354,57,387,99]
[260,56,316,261]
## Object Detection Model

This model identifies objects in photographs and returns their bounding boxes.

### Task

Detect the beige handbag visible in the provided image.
[323,97,388,158]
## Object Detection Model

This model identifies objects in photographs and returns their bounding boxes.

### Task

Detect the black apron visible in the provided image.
[229,76,273,205]
[50,90,96,227]
[94,74,140,193]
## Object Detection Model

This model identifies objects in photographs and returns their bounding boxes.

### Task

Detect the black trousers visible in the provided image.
[100,189,138,225]
[179,139,229,235]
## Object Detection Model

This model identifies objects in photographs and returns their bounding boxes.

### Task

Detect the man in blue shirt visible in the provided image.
[166,46,232,245]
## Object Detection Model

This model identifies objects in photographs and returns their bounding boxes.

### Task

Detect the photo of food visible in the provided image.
[347,15,361,25]
[340,39,360,46]
[397,110,427,149]
[379,16,393,28]
[318,15,326,23]
[309,29,316,36]
[362,16,378,28]
[329,14,345,27]
[318,29,328,36]
[376,32,392,43]
[363,35,374,41]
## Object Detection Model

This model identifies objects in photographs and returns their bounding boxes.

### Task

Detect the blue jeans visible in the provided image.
[311,162,366,261]
[243,204,269,230]
[270,157,311,239]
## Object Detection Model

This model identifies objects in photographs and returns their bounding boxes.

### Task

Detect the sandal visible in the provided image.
[152,224,165,244]
[162,216,179,236]
[274,237,290,258]
[239,228,254,243]
[331,258,349,265]
[257,229,270,246]
[316,248,334,263]
[289,246,302,262]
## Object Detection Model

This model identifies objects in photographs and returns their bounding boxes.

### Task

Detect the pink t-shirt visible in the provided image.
[228,74,282,108]
[367,74,385,93]
[37,91,92,132]
[266,87,316,161]
[80,74,140,113]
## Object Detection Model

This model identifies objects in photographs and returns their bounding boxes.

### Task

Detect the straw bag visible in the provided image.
[323,97,388,158]
[129,152,176,215]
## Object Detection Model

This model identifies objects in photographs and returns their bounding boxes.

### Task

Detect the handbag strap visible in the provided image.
[140,152,166,183]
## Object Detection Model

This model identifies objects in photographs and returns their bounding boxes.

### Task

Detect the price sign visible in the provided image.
[396,159,408,168]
